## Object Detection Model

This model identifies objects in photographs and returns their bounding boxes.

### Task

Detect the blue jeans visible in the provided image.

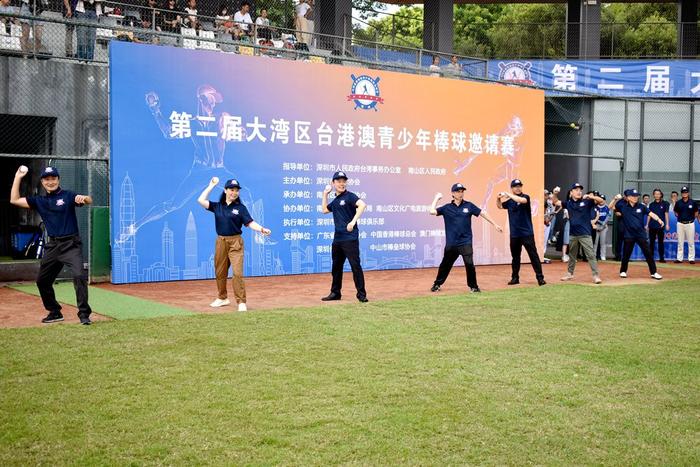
[75,10,97,60]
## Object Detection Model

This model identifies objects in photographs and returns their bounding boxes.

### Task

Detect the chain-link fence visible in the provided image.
[1,4,699,279]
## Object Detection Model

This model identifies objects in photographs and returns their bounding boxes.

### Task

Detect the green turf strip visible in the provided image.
[10,283,194,319]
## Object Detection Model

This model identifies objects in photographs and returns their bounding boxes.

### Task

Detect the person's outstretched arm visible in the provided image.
[10,167,30,209]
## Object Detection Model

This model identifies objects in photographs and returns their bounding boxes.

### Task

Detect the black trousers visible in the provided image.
[614,219,625,261]
[36,235,91,317]
[620,237,656,275]
[434,244,478,289]
[510,235,544,281]
[648,227,665,261]
[330,240,366,299]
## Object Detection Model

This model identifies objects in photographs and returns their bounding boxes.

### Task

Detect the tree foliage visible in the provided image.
[351,3,683,58]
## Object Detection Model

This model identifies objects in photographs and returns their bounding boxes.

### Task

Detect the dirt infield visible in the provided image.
[96,261,700,313]
[2,261,698,327]
[0,287,109,328]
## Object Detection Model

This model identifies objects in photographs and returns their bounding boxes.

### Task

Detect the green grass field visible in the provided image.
[1,279,699,465]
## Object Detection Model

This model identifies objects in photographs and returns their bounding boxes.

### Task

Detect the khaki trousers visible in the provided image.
[214,235,246,304]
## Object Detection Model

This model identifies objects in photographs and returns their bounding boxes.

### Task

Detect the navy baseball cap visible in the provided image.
[451,183,466,192]
[571,182,584,190]
[600,194,606,200]
[510,179,523,187]
[332,171,348,181]
[681,186,689,193]
[224,178,241,189]
[624,188,640,197]
[40,166,59,178]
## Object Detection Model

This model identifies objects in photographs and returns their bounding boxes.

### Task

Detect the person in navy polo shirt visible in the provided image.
[321,171,368,302]
[560,183,604,284]
[10,166,93,325]
[496,178,545,286]
[198,177,271,312]
[429,183,503,293]
[647,188,670,263]
[611,189,664,280]
[673,186,697,264]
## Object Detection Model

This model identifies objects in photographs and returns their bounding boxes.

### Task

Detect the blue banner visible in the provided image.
[489,60,700,98]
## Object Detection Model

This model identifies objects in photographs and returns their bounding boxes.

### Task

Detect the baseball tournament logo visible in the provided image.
[498,61,536,86]
[348,74,384,111]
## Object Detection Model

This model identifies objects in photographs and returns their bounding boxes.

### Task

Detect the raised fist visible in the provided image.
[210,177,219,186]
[145,92,160,109]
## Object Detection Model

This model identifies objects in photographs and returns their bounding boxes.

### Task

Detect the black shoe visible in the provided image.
[507,278,519,285]
[79,316,92,325]
[659,259,666,263]
[538,279,547,286]
[691,261,696,264]
[470,287,481,293]
[357,296,369,303]
[321,294,341,301]
[41,312,64,324]
[674,260,682,263]
[430,284,440,292]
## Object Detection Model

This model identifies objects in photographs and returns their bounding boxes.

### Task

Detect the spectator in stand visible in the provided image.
[255,7,271,40]
[182,0,199,30]
[62,0,76,58]
[233,1,253,40]
[19,0,48,55]
[161,0,180,33]
[295,0,312,44]
[72,0,101,61]
[0,0,19,35]
[429,55,441,77]
[215,4,234,36]
[445,55,461,75]
[141,0,161,31]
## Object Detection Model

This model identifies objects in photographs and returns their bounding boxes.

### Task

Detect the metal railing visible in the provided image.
[0,8,488,79]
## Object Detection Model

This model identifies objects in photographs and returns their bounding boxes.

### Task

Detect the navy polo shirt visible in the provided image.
[648,200,669,229]
[617,201,649,239]
[673,198,697,222]
[502,194,534,238]
[26,189,81,237]
[207,200,253,236]
[327,190,360,243]
[436,200,481,247]
[566,198,596,236]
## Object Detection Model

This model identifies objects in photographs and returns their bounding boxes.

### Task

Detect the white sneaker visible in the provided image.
[209,298,231,308]
[651,272,663,280]
[600,256,606,261]
[238,303,247,312]
[562,255,570,262]
[619,272,627,278]
[560,273,574,281]
[593,276,602,284]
